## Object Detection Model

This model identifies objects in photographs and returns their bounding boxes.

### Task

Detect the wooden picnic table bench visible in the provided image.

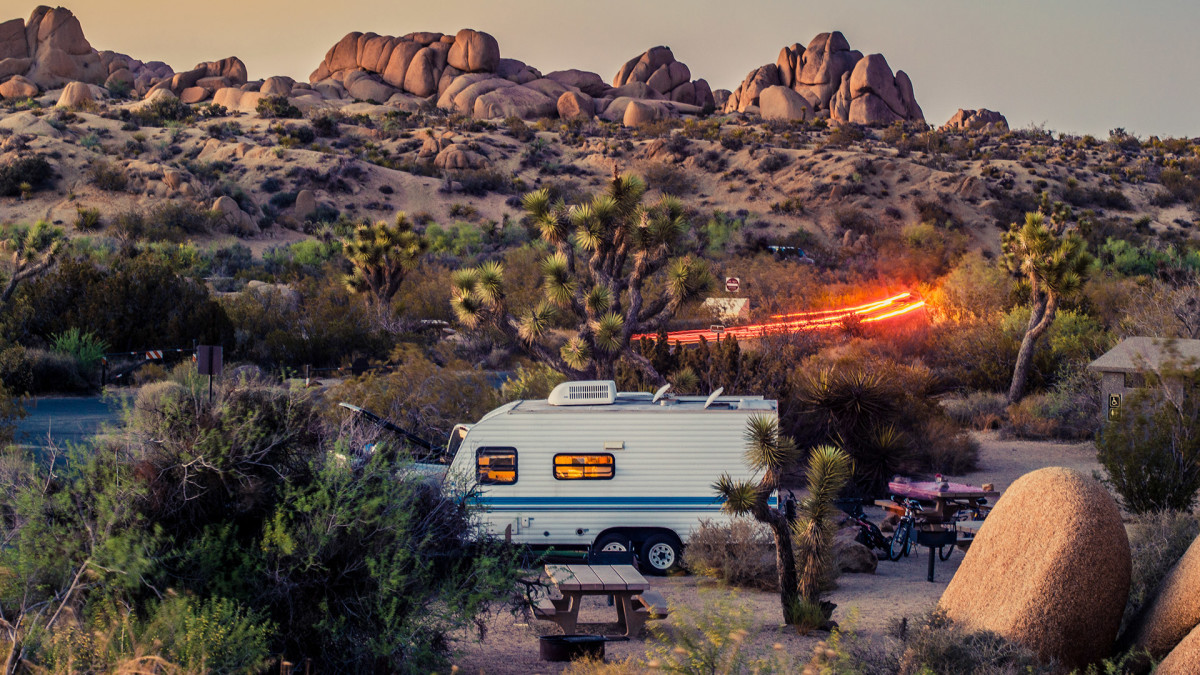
[534,564,668,637]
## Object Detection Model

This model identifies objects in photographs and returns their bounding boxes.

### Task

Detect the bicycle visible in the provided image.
[887,496,925,561]
[835,498,891,557]
[938,497,990,561]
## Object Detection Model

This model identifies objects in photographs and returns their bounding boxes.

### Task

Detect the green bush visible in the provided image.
[256,95,302,119]
[942,391,1008,430]
[74,206,103,231]
[1098,367,1200,513]
[51,327,109,371]
[0,379,522,672]
[133,95,192,126]
[24,347,91,393]
[0,380,22,446]
[0,155,54,196]
[89,160,128,192]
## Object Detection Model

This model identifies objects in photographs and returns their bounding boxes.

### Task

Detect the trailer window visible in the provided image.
[476,447,517,485]
[553,454,615,480]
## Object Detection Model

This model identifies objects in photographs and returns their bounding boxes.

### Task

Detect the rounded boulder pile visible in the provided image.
[938,467,1131,670]
[1122,535,1200,660]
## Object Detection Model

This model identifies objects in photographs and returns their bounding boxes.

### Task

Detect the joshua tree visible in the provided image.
[1002,211,1093,403]
[342,213,427,308]
[451,173,711,381]
[0,220,66,310]
[792,444,853,631]
[714,416,803,624]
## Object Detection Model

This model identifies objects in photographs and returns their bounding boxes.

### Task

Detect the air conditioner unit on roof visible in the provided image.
[547,380,617,406]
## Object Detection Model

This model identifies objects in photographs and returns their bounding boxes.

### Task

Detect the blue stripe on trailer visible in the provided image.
[476,496,779,509]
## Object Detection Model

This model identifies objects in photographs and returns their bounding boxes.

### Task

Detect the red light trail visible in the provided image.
[635,292,927,345]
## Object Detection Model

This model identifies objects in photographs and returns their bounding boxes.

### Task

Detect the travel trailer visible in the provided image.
[444,380,778,574]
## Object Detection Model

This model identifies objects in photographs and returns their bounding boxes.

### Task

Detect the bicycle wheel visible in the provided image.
[887,522,909,561]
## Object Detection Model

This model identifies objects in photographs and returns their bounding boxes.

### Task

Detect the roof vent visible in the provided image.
[548,380,617,406]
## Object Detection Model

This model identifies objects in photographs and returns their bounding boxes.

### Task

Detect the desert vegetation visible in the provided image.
[2,23,1200,671]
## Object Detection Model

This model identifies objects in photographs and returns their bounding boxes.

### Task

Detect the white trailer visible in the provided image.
[444,380,778,574]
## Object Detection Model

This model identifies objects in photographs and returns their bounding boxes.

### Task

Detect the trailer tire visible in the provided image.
[641,533,682,575]
[593,533,632,553]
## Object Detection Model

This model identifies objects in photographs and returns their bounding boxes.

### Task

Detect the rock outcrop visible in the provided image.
[942,108,1008,132]
[1123,535,1200,660]
[938,467,1131,670]
[611,46,714,109]
[724,32,924,126]
[0,6,178,98]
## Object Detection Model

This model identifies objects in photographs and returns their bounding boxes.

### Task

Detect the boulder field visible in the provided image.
[0,5,957,127]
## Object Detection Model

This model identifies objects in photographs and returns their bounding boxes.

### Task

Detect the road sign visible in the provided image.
[1109,393,1121,409]
[710,325,726,335]
[725,277,740,293]
[196,345,223,376]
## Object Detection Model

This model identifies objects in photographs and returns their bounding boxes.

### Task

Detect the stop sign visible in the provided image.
[725,277,740,293]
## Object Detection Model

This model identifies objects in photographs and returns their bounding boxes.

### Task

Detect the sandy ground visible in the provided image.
[448,432,1104,674]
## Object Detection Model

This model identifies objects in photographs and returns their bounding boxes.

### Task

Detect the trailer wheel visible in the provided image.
[641,534,682,575]
[593,533,631,553]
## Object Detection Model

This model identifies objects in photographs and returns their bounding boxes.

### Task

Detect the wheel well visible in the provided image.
[593,527,681,550]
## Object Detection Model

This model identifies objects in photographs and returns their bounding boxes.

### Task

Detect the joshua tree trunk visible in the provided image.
[1008,293,1058,404]
[769,515,801,623]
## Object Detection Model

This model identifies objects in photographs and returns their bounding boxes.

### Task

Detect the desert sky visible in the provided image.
[21,0,1200,137]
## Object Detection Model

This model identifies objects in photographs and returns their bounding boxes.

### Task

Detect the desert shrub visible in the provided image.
[916,416,980,476]
[0,379,522,673]
[758,151,790,173]
[942,391,1008,430]
[74,206,102,231]
[220,277,387,369]
[12,256,232,351]
[813,610,1051,674]
[309,111,341,137]
[1098,366,1200,513]
[1006,366,1100,440]
[89,159,128,191]
[0,380,22,446]
[426,221,484,257]
[931,251,1013,322]
[685,518,778,590]
[133,96,192,126]
[499,363,566,401]
[255,95,302,119]
[0,155,54,196]
[644,591,799,674]
[1122,510,1200,633]
[23,347,90,393]
[323,356,500,447]
[451,168,511,196]
[262,239,342,278]
[641,161,695,195]
[823,124,865,148]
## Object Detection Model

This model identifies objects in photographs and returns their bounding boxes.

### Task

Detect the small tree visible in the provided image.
[0,220,66,310]
[714,416,803,623]
[342,213,427,308]
[451,173,711,381]
[1002,211,1092,403]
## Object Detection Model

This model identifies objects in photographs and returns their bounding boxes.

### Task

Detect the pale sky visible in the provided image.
[25,0,1200,138]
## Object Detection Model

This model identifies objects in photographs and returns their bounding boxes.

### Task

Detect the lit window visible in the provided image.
[477,447,517,485]
[554,454,615,480]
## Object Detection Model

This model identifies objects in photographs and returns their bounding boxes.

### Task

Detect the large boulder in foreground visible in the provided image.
[938,467,1131,670]
[1158,623,1200,674]
[1123,535,1200,660]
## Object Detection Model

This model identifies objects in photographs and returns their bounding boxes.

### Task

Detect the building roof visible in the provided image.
[1088,337,1200,374]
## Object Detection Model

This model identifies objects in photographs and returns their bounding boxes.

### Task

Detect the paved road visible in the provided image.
[13,396,127,449]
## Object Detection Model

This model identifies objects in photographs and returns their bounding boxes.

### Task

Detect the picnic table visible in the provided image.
[883,479,1000,525]
[535,564,667,637]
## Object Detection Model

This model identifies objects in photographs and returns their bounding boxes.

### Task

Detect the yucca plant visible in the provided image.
[51,327,109,371]
[793,444,854,633]
[450,173,712,381]
[713,415,803,624]
[1002,210,1093,403]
